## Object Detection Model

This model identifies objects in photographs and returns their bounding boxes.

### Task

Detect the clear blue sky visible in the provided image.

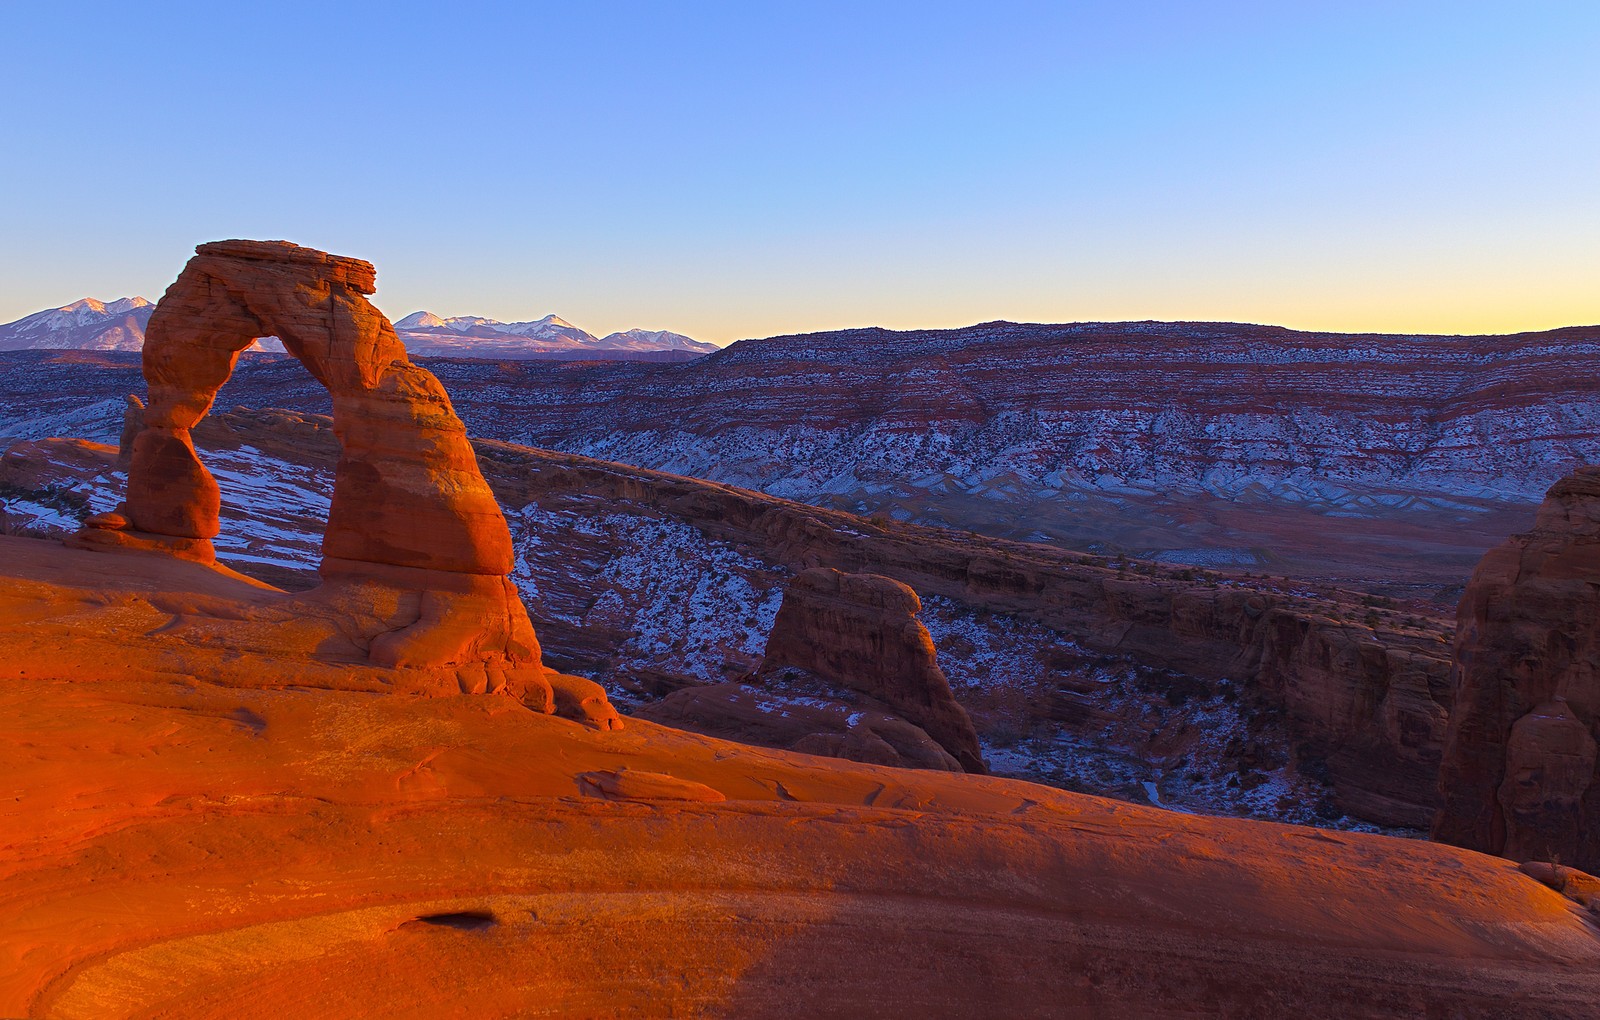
[2,1,1596,342]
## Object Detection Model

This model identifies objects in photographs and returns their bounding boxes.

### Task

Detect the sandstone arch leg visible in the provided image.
[74,239,619,729]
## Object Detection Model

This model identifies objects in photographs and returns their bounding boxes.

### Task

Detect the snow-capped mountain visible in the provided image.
[392,311,717,358]
[0,298,716,361]
[0,298,154,351]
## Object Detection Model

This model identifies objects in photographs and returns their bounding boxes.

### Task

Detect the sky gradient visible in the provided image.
[2,1,1596,344]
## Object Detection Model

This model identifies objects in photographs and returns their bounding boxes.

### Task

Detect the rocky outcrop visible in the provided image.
[1434,466,1600,868]
[635,569,983,773]
[760,568,985,773]
[473,442,1455,825]
[65,240,617,726]
[116,393,143,467]
[6,395,1453,824]
[5,535,1600,1017]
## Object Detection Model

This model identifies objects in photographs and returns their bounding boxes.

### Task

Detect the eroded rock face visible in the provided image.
[67,240,616,725]
[118,240,510,576]
[7,537,1600,1016]
[758,568,985,773]
[1434,466,1600,868]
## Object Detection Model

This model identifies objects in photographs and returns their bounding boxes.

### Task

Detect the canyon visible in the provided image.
[5,241,1600,1015]
[9,313,1598,605]
[1,402,1460,830]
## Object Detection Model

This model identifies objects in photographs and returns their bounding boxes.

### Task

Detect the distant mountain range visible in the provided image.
[0,298,156,351]
[0,298,715,361]
[390,311,717,358]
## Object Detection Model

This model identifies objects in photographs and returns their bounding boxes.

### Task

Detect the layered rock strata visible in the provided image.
[477,441,1454,826]
[1434,466,1600,869]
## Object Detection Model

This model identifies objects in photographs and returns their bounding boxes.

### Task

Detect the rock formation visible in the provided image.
[1434,466,1600,868]
[66,240,616,725]
[116,393,143,467]
[635,569,983,773]
[10,398,1459,824]
[4,534,1600,1016]
[638,668,971,773]
[759,568,986,773]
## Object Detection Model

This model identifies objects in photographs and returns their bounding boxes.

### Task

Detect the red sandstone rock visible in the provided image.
[578,768,727,802]
[3,536,1600,1017]
[124,239,508,575]
[758,567,985,773]
[1520,861,1600,908]
[117,393,143,467]
[0,436,118,492]
[66,239,618,727]
[1434,466,1600,869]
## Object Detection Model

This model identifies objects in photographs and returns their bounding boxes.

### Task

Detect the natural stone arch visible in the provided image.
[77,240,619,727]
[125,240,508,577]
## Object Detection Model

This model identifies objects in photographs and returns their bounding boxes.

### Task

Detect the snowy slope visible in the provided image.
[0,298,154,351]
[0,298,715,360]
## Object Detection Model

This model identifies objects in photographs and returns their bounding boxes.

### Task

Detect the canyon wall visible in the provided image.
[3,403,1459,827]
[1435,466,1600,869]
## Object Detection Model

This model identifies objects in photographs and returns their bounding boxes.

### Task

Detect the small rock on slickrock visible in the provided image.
[760,567,986,774]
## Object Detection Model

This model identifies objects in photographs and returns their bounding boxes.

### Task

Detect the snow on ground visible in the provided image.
[204,446,330,579]
[511,504,786,697]
[920,595,1407,833]
[0,442,329,585]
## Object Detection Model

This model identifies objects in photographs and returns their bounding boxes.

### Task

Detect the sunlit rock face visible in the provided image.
[1435,466,1600,869]
[65,239,619,724]
[6,535,1600,1016]
[119,239,510,577]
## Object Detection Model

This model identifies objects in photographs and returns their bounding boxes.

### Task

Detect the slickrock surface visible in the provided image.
[639,673,970,772]
[4,536,1600,1017]
[759,568,985,773]
[1435,466,1600,869]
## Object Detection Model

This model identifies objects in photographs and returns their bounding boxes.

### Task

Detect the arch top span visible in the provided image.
[194,239,378,293]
